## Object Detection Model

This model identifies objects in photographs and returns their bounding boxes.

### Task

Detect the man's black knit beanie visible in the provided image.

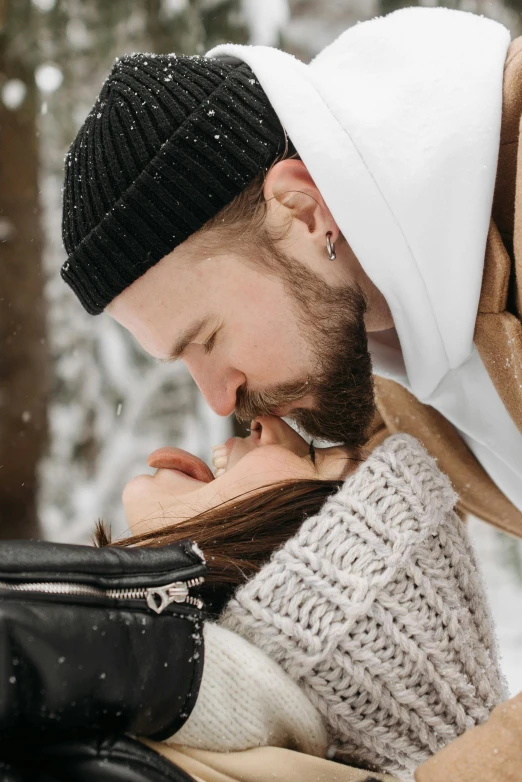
[61,53,288,315]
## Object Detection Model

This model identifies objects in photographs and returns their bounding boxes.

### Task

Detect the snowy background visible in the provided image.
[1,0,521,694]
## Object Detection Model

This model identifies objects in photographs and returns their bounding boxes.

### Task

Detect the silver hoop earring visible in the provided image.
[326,232,336,261]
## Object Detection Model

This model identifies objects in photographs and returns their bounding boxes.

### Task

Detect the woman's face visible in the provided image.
[123,416,356,535]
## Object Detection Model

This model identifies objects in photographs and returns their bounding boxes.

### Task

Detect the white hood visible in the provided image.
[208,7,510,400]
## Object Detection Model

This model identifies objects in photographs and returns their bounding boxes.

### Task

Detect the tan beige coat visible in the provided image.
[371,38,522,538]
[147,742,396,782]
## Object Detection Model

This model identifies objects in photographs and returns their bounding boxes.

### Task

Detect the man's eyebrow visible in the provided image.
[160,316,212,362]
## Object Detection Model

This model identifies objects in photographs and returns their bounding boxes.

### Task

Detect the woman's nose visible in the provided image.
[251,415,309,456]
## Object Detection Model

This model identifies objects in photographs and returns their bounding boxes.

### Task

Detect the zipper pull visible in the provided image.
[146,581,189,614]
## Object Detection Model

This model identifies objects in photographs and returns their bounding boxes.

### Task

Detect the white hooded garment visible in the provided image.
[208,7,522,514]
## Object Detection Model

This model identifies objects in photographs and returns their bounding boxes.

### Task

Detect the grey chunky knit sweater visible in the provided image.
[221,435,507,780]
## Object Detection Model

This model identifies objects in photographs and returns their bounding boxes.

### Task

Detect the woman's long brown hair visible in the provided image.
[95,479,341,617]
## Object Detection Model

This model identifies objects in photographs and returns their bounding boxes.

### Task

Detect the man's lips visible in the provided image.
[147,447,214,483]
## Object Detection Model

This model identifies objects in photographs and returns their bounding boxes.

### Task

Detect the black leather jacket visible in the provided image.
[1,735,196,781]
[0,539,206,782]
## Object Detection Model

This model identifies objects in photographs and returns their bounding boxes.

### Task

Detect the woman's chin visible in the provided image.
[122,472,153,510]
[123,468,202,505]
[122,469,206,532]
[154,466,206,488]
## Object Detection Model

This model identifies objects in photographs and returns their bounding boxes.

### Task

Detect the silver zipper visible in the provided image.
[0,576,205,614]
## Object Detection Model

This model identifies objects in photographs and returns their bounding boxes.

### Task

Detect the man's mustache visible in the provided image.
[235,379,313,423]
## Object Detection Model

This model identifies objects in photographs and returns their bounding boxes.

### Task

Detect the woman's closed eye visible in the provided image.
[309,440,316,466]
[203,331,218,355]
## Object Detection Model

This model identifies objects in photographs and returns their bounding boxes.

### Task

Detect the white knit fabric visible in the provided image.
[171,623,328,756]
[221,435,507,781]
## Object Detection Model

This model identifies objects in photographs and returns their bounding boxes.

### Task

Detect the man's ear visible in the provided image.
[263,159,339,240]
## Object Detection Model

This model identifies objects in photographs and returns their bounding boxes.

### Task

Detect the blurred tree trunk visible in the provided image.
[0,25,48,538]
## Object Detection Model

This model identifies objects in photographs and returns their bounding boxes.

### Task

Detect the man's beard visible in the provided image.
[235,257,376,448]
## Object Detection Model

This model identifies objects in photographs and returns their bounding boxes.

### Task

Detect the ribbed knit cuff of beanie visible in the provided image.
[220,434,508,782]
[61,53,288,314]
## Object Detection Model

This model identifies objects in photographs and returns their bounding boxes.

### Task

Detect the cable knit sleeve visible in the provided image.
[220,434,507,782]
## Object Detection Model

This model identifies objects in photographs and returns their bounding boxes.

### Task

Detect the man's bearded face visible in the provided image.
[235,257,375,448]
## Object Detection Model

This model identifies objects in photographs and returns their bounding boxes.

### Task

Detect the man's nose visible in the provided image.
[183,357,246,417]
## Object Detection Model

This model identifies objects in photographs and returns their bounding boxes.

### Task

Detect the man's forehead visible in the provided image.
[107,250,191,316]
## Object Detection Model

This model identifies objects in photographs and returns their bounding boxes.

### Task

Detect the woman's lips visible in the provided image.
[147,447,215,483]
